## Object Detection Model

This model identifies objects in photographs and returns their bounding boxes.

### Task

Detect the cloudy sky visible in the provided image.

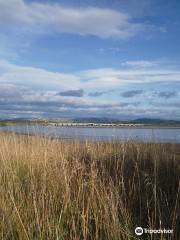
[0,0,180,119]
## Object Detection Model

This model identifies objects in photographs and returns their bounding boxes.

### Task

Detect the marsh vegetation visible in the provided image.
[0,133,179,239]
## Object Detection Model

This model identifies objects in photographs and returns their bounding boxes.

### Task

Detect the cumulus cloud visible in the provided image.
[0,86,179,119]
[143,91,178,99]
[57,89,84,97]
[0,83,22,100]
[0,60,180,119]
[156,91,177,99]
[88,90,114,97]
[0,83,133,118]
[121,90,179,99]
[0,83,124,109]
[0,0,147,39]
[88,91,105,97]
[0,82,179,119]
[121,90,143,98]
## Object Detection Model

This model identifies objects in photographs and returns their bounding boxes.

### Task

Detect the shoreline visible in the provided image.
[1,123,180,129]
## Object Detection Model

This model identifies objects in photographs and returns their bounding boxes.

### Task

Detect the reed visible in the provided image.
[0,132,179,239]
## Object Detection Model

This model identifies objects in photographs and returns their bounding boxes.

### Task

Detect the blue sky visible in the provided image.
[0,0,180,119]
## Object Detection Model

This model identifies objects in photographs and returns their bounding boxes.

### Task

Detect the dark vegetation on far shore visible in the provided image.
[0,133,179,239]
[1,117,180,127]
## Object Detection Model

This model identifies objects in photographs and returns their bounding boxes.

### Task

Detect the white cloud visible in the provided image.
[81,68,180,89]
[0,60,80,91]
[120,59,180,71]
[0,0,146,39]
[121,60,158,68]
[0,79,180,119]
[0,60,180,92]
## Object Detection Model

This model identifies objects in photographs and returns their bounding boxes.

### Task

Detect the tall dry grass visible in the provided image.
[0,132,179,240]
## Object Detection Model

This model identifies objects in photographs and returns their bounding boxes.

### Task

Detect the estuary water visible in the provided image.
[0,125,180,143]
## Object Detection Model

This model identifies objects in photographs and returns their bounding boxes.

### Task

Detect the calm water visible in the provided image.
[0,125,180,143]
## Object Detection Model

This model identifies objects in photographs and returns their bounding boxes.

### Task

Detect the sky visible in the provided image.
[0,0,180,120]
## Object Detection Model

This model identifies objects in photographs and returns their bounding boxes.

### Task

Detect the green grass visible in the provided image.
[0,133,179,239]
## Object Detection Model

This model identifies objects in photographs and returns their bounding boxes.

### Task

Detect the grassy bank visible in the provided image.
[0,133,179,240]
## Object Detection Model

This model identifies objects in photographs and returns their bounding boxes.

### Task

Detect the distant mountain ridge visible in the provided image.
[0,117,180,126]
[73,118,180,125]
[130,118,180,125]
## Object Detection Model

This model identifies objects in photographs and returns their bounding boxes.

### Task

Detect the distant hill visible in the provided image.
[73,117,180,125]
[0,117,180,126]
[130,118,180,125]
